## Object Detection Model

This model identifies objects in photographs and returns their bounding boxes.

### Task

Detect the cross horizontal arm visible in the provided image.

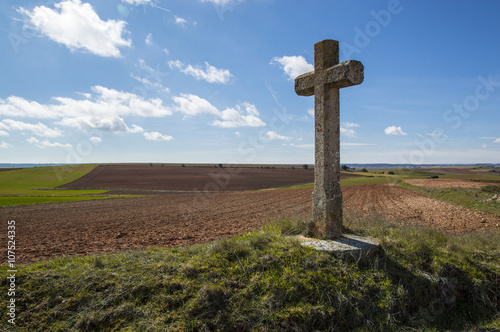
[295,60,364,96]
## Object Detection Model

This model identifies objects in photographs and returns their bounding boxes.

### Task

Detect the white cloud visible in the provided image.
[271,55,313,80]
[342,122,359,128]
[89,136,102,143]
[340,127,357,138]
[19,0,132,58]
[290,143,314,148]
[0,119,63,137]
[0,86,171,134]
[201,0,238,5]
[175,16,187,26]
[384,126,407,136]
[122,0,151,5]
[264,131,291,141]
[307,109,314,117]
[173,93,219,116]
[212,103,266,128]
[145,32,153,46]
[494,138,500,143]
[130,73,163,89]
[235,132,241,137]
[27,137,72,148]
[173,95,265,128]
[144,131,173,141]
[0,141,12,149]
[168,60,232,84]
[0,130,9,136]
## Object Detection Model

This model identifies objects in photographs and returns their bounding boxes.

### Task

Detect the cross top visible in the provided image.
[294,39,364,239]
[295,40,363,97]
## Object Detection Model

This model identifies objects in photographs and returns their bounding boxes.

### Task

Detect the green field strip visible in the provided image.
[0,164,111,206]
[0,195,139,207]
[0,164,99,190]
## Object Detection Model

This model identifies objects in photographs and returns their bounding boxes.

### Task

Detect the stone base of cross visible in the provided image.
[295,39,364,239]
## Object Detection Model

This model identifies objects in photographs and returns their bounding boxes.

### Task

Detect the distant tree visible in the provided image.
[219,163,223,168]
[361,168,368,172]
[291,166,295,169]
[388,171,395,175]
[341,165,349,171]
[303,164,308,170]
[181,164,186,167]
[149,162,153,166]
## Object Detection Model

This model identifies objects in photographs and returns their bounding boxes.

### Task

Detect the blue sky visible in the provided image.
[0,0,499,164]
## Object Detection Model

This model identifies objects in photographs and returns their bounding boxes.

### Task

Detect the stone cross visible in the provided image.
[295,39,364,239]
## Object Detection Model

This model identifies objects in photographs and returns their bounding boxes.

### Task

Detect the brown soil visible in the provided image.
[343,184,499,233]
[404,179,500,189]
[58,165,318,192]
[2,184,499,264]
[2,189,312,264]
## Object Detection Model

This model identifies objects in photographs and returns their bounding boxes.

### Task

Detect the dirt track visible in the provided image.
[2,184,499,264]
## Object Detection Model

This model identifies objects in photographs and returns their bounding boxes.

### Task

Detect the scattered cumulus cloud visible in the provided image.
[19,0,132,58]
[0,86,171,134]
[340,127,357,138]
[0,119,63,137]
[307,109,314,117]
[0,141,11,148]
[26,137,72,148]
[201,0,234,5]
[384,126,407,136]
[144,131,173,141]
[173,93,219,116]
[130,73,163,90]
[264,131,292,141]
[173,95,265,128]
[168,60,232,84]
[290,143,314,148]
[0,130,9,136]
[271,55,313,80]
[145,33,153,46]
[495,138,500,143]
[122,0,151,5]
[342,122,359,128]
[235,132,241,137]
[212,103,266,128]
[89,136,102,143]
[175,16,187,26]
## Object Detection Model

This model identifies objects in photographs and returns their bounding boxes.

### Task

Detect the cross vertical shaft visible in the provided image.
[295,39,364,239]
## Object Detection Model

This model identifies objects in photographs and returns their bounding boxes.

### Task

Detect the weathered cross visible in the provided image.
[295,39,364,239]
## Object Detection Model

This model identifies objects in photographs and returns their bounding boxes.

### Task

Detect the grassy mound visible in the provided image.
[1,215,499,331]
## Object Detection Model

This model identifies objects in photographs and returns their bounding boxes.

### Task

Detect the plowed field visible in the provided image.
[343,184,499,233]
[2,184,499,264]
[404,179,500,189]
[58,165,318,192]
